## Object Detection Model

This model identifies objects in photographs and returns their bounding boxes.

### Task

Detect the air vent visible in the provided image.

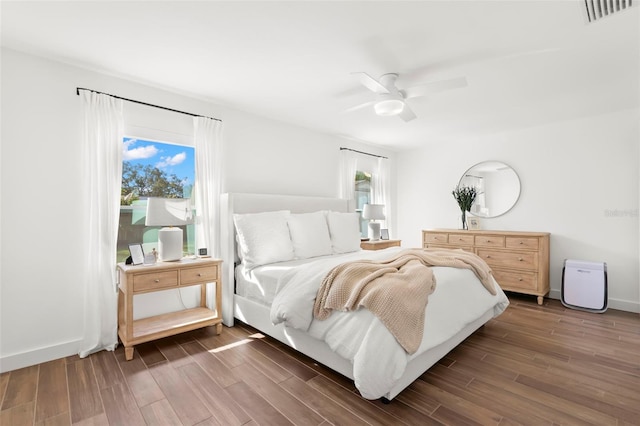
[584,0,634,23]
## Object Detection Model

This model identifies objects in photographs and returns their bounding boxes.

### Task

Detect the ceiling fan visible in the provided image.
[346,72,468,122]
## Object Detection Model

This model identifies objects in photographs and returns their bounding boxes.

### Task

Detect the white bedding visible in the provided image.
[268,247,510,399]
[235,255,337,305]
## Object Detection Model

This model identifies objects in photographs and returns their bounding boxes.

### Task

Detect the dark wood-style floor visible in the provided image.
[1,294,639,425]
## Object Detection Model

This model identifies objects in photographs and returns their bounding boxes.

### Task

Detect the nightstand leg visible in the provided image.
[125,346,134,361]
[215,323,222,335]
[537,296,544,305]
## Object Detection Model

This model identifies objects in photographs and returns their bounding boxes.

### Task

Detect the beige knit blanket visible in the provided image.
[312,248,496,354]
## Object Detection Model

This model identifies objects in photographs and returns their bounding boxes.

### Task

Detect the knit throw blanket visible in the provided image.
[312,248,496,354]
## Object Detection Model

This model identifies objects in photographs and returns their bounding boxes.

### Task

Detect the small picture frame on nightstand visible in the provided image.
[380,229,389,240]
[468,217,481,230]
[128,243,145,265]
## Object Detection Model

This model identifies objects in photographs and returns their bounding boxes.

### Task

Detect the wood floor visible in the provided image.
[1,294,639,425]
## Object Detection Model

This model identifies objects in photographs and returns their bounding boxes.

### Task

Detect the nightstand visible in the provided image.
[360,239,401,250]
[117,257,223,360]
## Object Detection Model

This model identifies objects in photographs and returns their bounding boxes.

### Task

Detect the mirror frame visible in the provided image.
[458,161,521,218]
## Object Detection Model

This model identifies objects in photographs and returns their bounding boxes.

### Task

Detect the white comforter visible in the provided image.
[270,248,510,399]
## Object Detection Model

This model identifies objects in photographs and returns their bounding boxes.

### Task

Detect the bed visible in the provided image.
[220,193,509,401]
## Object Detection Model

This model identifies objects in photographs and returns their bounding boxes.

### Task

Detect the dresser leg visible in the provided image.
[125,346,134,361]
[215,323,222,335]
[537,296,544,305]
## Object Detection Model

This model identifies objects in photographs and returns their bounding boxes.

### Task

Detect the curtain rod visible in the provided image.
[340,147,388,160]
[76,87,222,122]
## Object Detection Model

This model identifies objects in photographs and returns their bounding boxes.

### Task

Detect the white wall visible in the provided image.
[396,109,640,312]
[0,48,394,371]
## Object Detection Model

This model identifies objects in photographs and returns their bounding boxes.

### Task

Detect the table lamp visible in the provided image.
[145,197,192,261]
[362,204,385,241]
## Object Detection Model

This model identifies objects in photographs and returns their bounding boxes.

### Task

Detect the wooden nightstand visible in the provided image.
[360,239,401,250]
[117,257,223,360]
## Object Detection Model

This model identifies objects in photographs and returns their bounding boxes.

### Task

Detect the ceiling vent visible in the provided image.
[584,0,635,23]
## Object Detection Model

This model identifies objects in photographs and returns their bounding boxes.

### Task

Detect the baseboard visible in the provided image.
[549,289,639,313]
[0,339,81,373]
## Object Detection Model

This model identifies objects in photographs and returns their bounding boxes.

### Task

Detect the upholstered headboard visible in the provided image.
[220,193,353,326]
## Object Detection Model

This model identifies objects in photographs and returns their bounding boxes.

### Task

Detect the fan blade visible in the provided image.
[398,104,417,122]
[404,77,468,99]
[343,100,376,114]
[351,72,390,94]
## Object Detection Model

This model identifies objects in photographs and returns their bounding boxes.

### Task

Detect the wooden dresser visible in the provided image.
[422,229,550,305]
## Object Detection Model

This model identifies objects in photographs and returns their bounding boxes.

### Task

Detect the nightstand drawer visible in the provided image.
[493,269,538,291]
[478,249,537,270]
[181,265,218,285]
[133,270,178,292]
[475,235,505,247]
[424,233,448,244]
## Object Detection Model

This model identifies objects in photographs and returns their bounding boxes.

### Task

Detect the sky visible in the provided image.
[123,137,195,187]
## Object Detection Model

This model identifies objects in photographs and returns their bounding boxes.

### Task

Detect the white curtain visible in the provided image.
[371,157,392,235]
[79,91,124,358]
[193,117,223,258]
[339,149,359,201]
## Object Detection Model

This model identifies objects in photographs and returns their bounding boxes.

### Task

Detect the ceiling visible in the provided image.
[2,1,638,150]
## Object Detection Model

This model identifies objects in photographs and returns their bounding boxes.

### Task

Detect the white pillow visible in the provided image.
[233,210,294,268]
[326,211,362,254]
[287,211,332,259]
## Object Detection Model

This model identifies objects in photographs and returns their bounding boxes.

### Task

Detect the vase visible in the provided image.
[460,210,468,230]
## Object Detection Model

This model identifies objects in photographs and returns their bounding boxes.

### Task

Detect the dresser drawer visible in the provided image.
[493,269,538,291]
[181,265,218,285]
[448,233,474,247]
[426,245,474,253]
[477,249,538,270]
[475,235,505,248]
[505,237,539,250]
[424,233,448,245]
[133,270,179,292]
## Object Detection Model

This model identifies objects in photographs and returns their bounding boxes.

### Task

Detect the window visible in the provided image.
[116,137,196,262]
[355,170,371,236]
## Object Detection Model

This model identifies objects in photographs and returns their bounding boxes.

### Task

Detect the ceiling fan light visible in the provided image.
[374,99,404,116]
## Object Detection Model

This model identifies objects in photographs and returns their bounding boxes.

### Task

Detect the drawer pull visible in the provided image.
[486,255,491,258]
[519,241,524,245]
[518,277,523,281]
[197,273,203,277]
[154,279,160,283]
[518,257,523,261]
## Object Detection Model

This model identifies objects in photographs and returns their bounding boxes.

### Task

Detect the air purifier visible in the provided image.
[561,259,607,313]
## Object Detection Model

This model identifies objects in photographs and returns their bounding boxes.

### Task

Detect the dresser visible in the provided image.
[422,229,550,305]
[117,258,223,360]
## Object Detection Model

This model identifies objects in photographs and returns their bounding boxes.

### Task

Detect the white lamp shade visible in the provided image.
[145,197,192,226]
[362,204,385,221]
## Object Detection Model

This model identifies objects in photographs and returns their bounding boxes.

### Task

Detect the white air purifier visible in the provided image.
[561,259,607,313]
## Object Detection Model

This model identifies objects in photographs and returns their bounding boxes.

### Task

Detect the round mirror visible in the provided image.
[458,161,520,218]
